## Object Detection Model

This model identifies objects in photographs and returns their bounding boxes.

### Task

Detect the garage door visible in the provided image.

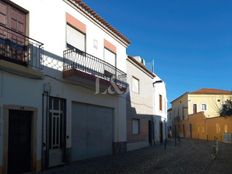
[72,102,113,161]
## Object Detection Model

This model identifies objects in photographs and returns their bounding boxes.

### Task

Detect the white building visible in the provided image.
[0,0,130,173]
[126,56,168,150]
[126,56,155,151]
[152,74,168,143]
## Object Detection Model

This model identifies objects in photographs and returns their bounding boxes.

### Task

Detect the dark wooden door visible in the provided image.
[148,121,154,145]
[8,110,32,174]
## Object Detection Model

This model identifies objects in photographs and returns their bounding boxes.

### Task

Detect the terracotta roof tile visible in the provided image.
[71,0,131,45]
[190,88,232,95]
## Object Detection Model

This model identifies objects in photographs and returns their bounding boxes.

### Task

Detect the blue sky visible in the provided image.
[84,0,232,107]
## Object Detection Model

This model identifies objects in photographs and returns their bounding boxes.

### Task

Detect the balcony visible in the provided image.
[63,48,128,93]
[0,24,43,78]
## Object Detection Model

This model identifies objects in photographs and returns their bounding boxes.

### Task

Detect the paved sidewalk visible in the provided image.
[37,139,232,174]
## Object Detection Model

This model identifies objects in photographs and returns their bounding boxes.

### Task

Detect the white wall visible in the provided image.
[0,0,129,167]
[126,59,154,115]
[10,0,128,73]
[153,75,168,140]
[153,75,167,121]
[0,71,43,165]
[44,76,127,147]
[8,0,128,143]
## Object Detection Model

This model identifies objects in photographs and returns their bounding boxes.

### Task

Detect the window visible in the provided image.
[132,77,139,93]
[0,1,26,35]
[193,104,197,114]
[66,24,86,51]
[0,1,30,64]
[202,104,207,111]
[104,48,116,66]
[132,119,140,134]
[159,95,163,111]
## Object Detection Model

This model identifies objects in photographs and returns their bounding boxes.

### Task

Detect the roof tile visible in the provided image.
[190,88,232,94]
[71,0,130,44]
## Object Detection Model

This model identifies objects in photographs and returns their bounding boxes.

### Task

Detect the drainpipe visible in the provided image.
[42,83,51,169]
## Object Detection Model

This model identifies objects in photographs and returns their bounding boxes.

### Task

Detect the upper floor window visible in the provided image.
[104,48,116,66]
[202,104,207,111]
[104,39,116,66]
[132,77,139,93]
[193,104,197,114]
[66,24,86,51]
[0,1,26,35]
[0,1,31,64]
[159,95,163,111]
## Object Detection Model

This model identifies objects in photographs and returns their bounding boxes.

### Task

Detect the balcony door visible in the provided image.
[104,48,116,67]
[103,48,116,77]
[0,1,27,62]
[0,1,26,33]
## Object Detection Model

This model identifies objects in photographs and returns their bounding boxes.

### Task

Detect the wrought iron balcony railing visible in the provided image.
[63,48,128,87]
[0,24,43,68]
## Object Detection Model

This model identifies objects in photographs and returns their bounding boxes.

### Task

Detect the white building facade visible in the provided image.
[126,56,155,151]
[126,56,168,150]
[0,0,130,173]
[152,74,168,143]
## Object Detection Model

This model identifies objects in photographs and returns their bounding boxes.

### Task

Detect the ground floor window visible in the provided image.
[202,104,207,111]
[132,119,140,135]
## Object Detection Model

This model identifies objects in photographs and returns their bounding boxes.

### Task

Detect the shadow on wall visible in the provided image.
[40,50,164,153]
[126,89,163,150]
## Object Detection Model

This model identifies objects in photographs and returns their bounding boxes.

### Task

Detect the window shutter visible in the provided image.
[66,25,85,51]
[104,48,116,66]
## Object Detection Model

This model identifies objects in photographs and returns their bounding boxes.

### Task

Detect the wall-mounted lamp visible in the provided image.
[153,80,163,86]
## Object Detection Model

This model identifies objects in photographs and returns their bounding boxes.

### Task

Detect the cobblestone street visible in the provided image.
[39,139,232,174]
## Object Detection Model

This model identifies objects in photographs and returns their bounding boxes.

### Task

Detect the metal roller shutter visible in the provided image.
[71,102,113,161]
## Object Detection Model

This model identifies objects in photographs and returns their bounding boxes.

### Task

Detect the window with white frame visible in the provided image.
[132,77,139,93]
[132,119,140,134]
[66,24,86,51]
[202,104,207,111]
